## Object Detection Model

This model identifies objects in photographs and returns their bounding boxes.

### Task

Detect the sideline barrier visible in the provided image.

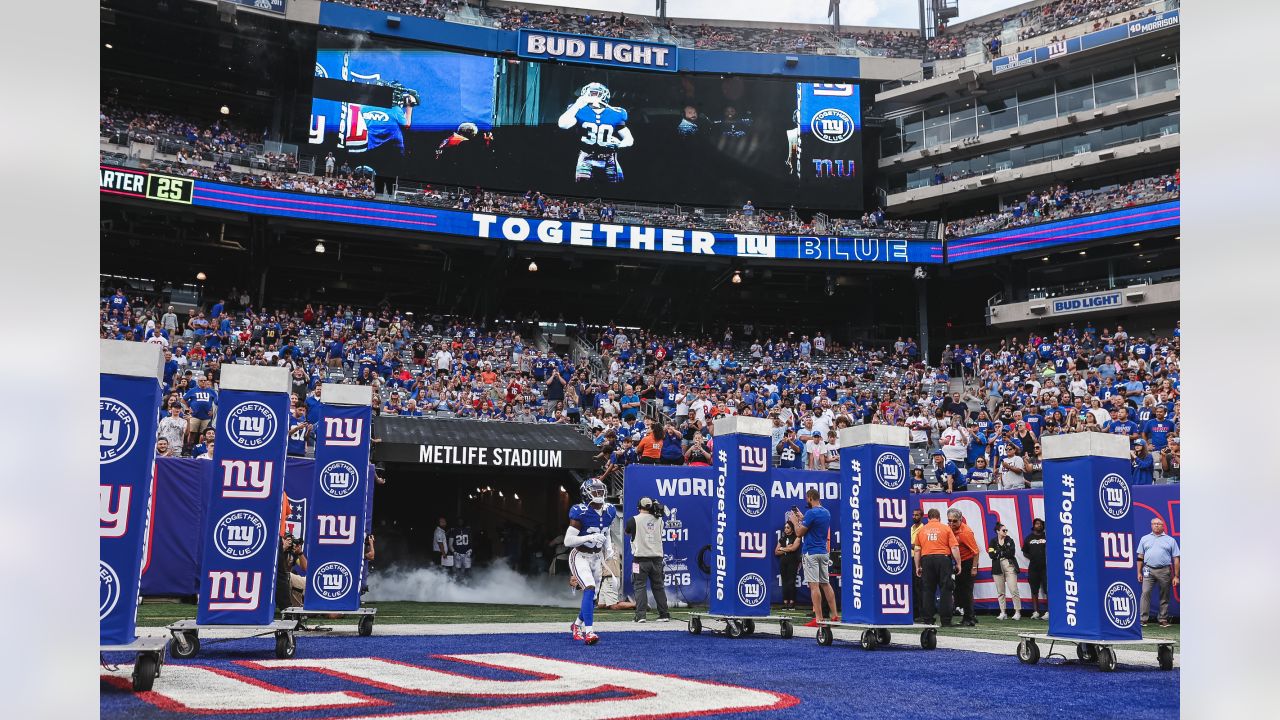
[100,340,164,645]
[1043,433,1140,641]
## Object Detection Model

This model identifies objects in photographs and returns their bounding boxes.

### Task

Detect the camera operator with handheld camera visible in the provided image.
[625,497,671,623]
[275,533,308,614]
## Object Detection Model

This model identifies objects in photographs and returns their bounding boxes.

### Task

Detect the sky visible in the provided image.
[527,0,1025,30]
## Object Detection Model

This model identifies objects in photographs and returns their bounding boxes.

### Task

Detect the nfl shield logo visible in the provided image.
[286,498,307,540]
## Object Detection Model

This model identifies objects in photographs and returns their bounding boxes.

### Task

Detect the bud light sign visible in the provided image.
[838,426,913,625]
[1043,445,1141,641]
[197,367,292,625]
[100,342,163,645]
[710,417,775,618]
[303,400,372,611]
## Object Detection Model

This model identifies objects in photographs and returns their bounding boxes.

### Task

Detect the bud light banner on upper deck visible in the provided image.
[100,373,161,645]
[839,442,913,624]
[710,427,775,617]
[303,404,373,611]
[518,29,677,72]
[1044,455,1141,641]
[196,388,292,625]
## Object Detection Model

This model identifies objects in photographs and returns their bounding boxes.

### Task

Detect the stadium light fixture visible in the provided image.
[1041,257,1050,262]
[559,486,566,492]
[1078,251,1087,256]
[1133,242,1141,247]
[315,240,326,253]
[196,271,207,281]
[513,493,520,501]
[219,105,230,116]
[528,260,538,272]
[104,43,113,49]
[731,270,742,284]
[498,491,504,498]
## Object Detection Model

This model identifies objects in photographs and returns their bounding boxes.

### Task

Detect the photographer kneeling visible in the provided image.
[275,533,307,615]
[625,497,671,623]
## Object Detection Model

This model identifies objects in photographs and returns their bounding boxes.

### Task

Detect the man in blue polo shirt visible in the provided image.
[1136,517,1180,627]
[790,488,838,627]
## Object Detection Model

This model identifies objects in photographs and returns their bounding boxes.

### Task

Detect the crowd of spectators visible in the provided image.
[325,0,1166,61]
[944,173,1179,238]
[103,275,1180,491]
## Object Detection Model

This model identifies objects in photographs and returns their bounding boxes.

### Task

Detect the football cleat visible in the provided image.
[583,632,600,645]
[571,621,583,641]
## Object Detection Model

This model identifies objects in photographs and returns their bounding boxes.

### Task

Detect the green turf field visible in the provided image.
[136,600,1179,642]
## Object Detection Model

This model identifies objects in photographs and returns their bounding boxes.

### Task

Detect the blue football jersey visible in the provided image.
[573,105,628,152]
[569,502,617,536]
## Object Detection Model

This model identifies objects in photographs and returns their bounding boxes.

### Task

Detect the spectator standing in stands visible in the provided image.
[939,416,970,471]
[1131,439,1155,485]
[637,425,664,465]
[155,437,174,459]
[805,431,826,470]
[1136,518,1180,627]
[949,509,979,627]
[157,403,186,456]
[287,405,309,457]
[684,430,713,466]
[914,508,960,627]
[987,523,1021,620]
[1023,518,1048,620]
[182,376,217,451]
[999,442,1029,489]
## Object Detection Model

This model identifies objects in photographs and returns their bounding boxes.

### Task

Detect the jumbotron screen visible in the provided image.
[307,33,865,210]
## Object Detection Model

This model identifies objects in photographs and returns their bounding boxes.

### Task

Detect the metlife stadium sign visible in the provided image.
[992,9,1178,75]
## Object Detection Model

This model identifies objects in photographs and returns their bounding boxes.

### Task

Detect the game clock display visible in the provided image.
[307,32,867,211]
[99,166,194,204]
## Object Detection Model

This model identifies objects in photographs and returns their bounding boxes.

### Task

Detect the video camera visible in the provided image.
[639,497,666,519]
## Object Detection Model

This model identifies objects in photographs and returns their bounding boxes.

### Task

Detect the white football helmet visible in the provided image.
[581,82,611,106]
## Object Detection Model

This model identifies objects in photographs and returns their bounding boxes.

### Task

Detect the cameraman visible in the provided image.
[625,497,671,623]
[275,533,308,614]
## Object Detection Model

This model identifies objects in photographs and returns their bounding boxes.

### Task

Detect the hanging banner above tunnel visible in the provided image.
[372,417,601,470]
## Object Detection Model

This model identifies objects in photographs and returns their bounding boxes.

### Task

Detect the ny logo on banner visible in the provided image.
[739,446,768,473]
[875,497,907,528]
[736,235,776,258]
[221,460,275,499]
[238,416,266,439]
[879,584,911,614]
[738,531,767,559]
[813,83,854,96]
[1101,532,1135,568]
[317,515,358,545]
[100,420,121,447]
[100,485,131,538]
[323,417,364,447]
[207,571,262,611]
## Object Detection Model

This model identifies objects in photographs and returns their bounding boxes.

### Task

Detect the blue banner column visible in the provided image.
[709,416,775,617]
[1042,434,1141,641]
[837,425,913,624]
[196,366,293,625]
[303,384,373,611]
[100,341,164,645]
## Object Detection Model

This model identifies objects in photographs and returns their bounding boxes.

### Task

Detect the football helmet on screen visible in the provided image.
[581,82,611,106]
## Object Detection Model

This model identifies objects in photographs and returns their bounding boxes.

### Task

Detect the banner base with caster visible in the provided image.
[815,621,939,650]
[166,619,300,660]
[685,613,796,639]
[281,607,377,636]
[101,636,168,692]
[1016,633,1177,672]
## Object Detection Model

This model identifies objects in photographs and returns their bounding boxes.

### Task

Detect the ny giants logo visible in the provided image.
[875,497,907,528]
[737,573,767,607]
[1098,473,1132,519]
[323,417,365,447]
[874,452,906,491]
[318,514,359,545]
[877,537,910,576]
[739,445,769,472]
[102,653,797,718]
[738,531,768,559]
[207,570,263,611]
[99,398,138,464]
[99,561,121,620]
[1101,531,1135,569]
[1104,581,1138,629]
[213,510,268,560]
[879,583,911,614]
[312,562,354,601]
[320,460,361,500]
[224,401,279,451]
[738,484,768,518]
[100,485,131,538]
[220,460,275,499]
[736,235,776,258]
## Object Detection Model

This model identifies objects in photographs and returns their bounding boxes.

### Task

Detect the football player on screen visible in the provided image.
[564,477,617,645]
[558,82,633,184]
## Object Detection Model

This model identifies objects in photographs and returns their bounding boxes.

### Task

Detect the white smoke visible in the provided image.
[367,563,579,608]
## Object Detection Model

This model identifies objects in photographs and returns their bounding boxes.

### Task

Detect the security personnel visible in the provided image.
[949,509,980,626]
[913,508,961,627]
[625,497,671,623]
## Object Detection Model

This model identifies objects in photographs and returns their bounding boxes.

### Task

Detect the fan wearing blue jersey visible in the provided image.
[558,82,634,184]
[565,477,617,645]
